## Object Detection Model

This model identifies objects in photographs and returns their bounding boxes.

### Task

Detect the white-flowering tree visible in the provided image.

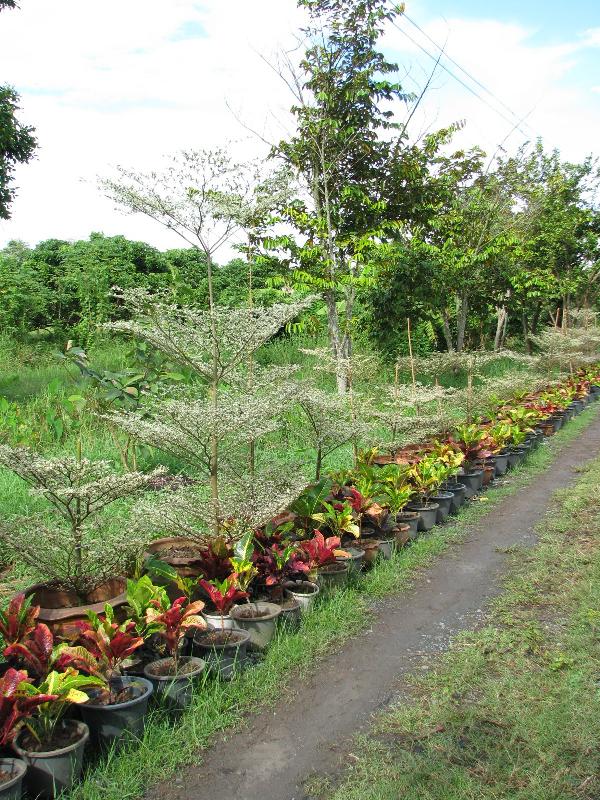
[104,289,316,537]
[531,319,600,375]
[0,444,163,597]
[295,384,370,480]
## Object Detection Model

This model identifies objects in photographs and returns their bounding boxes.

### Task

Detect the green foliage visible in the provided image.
[0,86,36,219]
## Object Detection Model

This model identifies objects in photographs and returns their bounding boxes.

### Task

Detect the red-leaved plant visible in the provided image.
[145,597,206,671]
[0,593,39,648]
[197,576,249,628]
[299,530,341,571]
[56,605,143,701]
[0,667,57,747]
[253,544,309,601]
[4,622,56,680]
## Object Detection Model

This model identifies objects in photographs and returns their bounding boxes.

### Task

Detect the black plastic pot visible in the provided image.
[13,721,88,799]
[507,446,526,469]
[446,483,466,513]
[405,503,439,531]
[144,656,205,711]
[431,492,453,524]
[0,758,26,800]
[80,676,152,749]
[276,591,302,630]
[493,452,509,476]
[192,627,250,679]
[396,511,420,540]
[335,546,365,574]
[459,470,483,499]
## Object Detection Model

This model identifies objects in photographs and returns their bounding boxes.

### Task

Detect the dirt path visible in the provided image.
[147,410,600,800]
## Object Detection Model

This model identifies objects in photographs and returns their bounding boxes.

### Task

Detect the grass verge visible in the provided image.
[67,403,600,800]
[308,411,600,800]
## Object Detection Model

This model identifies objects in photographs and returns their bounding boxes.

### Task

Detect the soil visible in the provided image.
[19,720,82,753]
[285,584,316,596]
[280,596,300,610]
[147,658,199,678]
[234,606,270,619]
[197,630,244,646]
[146,408,600,800]
[0,769,12,784]
[158,546,203,561]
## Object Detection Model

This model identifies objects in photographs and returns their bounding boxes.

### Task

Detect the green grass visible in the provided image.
[61,403,600,800]
[306,416,600,800]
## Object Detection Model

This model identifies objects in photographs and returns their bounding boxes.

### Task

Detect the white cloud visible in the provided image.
[0,1,599,255]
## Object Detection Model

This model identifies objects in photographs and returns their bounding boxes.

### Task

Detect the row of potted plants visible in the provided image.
[0,369,598,798]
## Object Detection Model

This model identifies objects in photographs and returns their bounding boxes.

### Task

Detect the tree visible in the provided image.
[0,87,36,220]
[270,0,412,392]
[0,2,36,219]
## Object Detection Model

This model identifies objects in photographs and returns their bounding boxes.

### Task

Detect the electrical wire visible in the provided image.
[388,13,534,142]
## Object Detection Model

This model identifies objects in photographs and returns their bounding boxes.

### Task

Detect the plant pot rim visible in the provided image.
[0,757,27,790]
[432,491,454,499]
[144,656,205,682]
[283,580,319,595]
[193,627,251,649]
[318,561,349,574]
[144,536,204,566]
[230,601,282,622]
[396,510,420,518]
[355,538,381,549]
[448,482,466,491]
[24,579,126,621]
[13,720,89,759]
[406,502,440,511]
[83,676,153,710]
[202,610,232,620]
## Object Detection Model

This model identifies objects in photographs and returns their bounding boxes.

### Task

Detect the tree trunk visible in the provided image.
[456,292,468,352]
[325,291,349,394]
[441,310,454,352]
[494,306,507,351]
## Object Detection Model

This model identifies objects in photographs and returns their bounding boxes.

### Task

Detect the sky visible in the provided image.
[0,0,599,254]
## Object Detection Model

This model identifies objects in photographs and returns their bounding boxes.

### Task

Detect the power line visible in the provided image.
[388,14,534,143]
[402,12,538,139]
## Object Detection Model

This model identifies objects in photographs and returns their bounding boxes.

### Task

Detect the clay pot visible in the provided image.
[316,561,350,591]
[230,602,282,650]
[355,538,381,567]
[0,757,26,800]
[335,547,365,575]
[282,580,320,613]
[396,511,420,539]
[144,537,204,577]
[24,578,126,640]
[191,628,250,679]
[393,524,411,548]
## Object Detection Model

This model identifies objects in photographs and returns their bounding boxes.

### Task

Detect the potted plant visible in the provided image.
[192,573,251,677]
[123,576,171,675]
[0,445,162,638]
[298,530,349,588]
[375,466,420,538]
[11,668,101,799]
[0,667,51,800]
[58,605,153,745]
[142,597,207,710]
[447,425,490,498]
[405,456,442,531]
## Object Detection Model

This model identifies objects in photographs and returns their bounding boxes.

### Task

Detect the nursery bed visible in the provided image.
[140,406,600,800]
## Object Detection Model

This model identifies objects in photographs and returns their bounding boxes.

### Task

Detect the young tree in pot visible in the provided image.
[0,445,163,638]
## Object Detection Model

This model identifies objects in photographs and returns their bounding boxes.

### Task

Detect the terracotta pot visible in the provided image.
[144,537,204,578]
[24,578,126,640]
[355,538,381,567]
[393,524,410,548]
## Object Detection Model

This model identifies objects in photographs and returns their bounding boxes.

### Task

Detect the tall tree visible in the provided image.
[0,2,36,219]
[271,0,411,392]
